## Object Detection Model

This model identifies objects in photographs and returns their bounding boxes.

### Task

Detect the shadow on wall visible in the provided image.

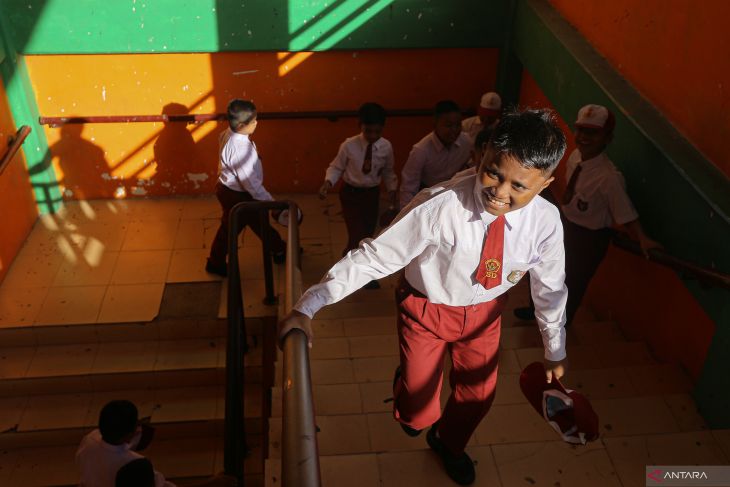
[153,102,203,194]
[50,123,115,200]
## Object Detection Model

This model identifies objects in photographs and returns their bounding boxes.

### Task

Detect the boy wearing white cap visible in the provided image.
[462,92,502,143]
[514,104,659,325]
[399,100,472,208]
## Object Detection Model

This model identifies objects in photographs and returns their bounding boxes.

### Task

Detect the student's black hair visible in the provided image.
[474,128,493,150]
[115,458,155,487]
[358,102,387,126]
[99,400,138,444]
[489,108,567,174]
[434,100,461,119]
[227,98,257,131]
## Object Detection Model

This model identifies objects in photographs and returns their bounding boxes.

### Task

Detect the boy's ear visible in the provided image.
[540,175,555,192]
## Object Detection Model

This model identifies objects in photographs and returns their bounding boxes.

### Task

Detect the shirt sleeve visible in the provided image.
[605,172,639,225]
[399,146,427,208]
[324,141,348,186]
[381,143,398,192]
[528,213,568,361]
[294,201,440,318]
[227,143,274,201]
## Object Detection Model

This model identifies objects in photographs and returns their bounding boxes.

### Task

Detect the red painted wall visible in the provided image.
[549,0,730,177]
[26,48,498,199]
[0,79,38,284]
[519,71,714,379]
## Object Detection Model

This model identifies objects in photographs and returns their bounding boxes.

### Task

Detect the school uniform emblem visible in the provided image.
[507,270,526,284]
[483,258,501,279]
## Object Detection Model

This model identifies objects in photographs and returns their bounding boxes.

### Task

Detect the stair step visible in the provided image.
[0,434,265,487]
[0,386,264,449]
[0,337,263,397]
[0,316,266,347]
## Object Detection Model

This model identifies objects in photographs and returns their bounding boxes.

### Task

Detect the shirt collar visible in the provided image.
[229,129,250,141]
[430,132,462,153]
[471,176,523,230]
[359,133,382,150]
[576,150,607,168]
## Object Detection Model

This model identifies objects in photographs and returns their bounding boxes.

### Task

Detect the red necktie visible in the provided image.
[476,215,505,289]
[562,164,582,205]
[362,143,373,174]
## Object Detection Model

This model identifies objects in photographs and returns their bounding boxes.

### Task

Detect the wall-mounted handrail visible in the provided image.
[611,231,730,289]
[0,125,31,176]
[38,108,474,126]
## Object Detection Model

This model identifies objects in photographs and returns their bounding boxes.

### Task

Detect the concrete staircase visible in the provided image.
[0,196,282,486]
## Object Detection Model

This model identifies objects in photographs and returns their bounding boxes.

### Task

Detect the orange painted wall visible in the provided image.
[549,0,730,177]
[25,49,498,199]
[0,79,38,284]
[519,71,714,379]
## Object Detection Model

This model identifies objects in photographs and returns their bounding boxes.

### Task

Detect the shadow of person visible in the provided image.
[153,102,201,194]
[51,123,117,200]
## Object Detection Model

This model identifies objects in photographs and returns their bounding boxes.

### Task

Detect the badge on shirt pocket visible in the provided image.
[577,199,589,212]
[507,270,526,284]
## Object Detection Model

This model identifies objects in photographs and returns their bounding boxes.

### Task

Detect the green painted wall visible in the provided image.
[3,0,507,54]
[513,0,730,427]
[0,9,60,213]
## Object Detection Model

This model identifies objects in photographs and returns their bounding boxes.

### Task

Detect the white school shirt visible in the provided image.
[76,429,174,487]
[399,131,472,208]
[295,174,568,361]
[561,149,639,230]
[461,115,499,144]
[217,128,274,201]
[325,134,398,191]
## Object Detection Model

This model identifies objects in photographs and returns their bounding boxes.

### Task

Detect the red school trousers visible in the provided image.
[393,279,505,455]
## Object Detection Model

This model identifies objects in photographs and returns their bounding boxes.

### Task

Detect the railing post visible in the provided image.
[224,204,248,483]
[260,209,278,305]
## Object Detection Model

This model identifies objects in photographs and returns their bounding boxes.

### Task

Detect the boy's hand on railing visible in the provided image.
[318,181,332,200]
[278,309,314,349]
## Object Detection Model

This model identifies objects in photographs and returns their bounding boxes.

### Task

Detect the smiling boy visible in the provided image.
[278,109,569,485]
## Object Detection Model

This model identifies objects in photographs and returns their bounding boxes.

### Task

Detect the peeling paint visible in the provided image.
[131,186,148,196]
[186,172,209,189]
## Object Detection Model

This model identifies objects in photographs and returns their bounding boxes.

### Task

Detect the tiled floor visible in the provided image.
[257,192,728,486]
[2,194,727,486]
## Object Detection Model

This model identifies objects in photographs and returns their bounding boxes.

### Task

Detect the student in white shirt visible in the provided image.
[206,99,286,277]
[279,109,569,485]
[319,103,398,289]
[78,400,236,487]
[514,104,659,325]
[399,100,472,209]
[77,400,173,487]
[461,92,502,144]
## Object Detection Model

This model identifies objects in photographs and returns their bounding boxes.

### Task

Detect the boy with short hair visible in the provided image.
[319,102,398,289]
[461,91,502,143]
[76,400,174,487]
[514,104,659,325]
[399,100,472,208]
[206,99,286,277]
[280,109,570,485]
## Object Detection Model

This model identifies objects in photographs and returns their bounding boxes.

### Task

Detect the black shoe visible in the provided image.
[392,366,422,437]
[513,306,536,321]
[363,280,381,290]
[205,260,227,277]
[427,426,476,485]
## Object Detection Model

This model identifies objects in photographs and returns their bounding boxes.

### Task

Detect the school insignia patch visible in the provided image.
[484,258,501,279]
[507,270,526,284]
